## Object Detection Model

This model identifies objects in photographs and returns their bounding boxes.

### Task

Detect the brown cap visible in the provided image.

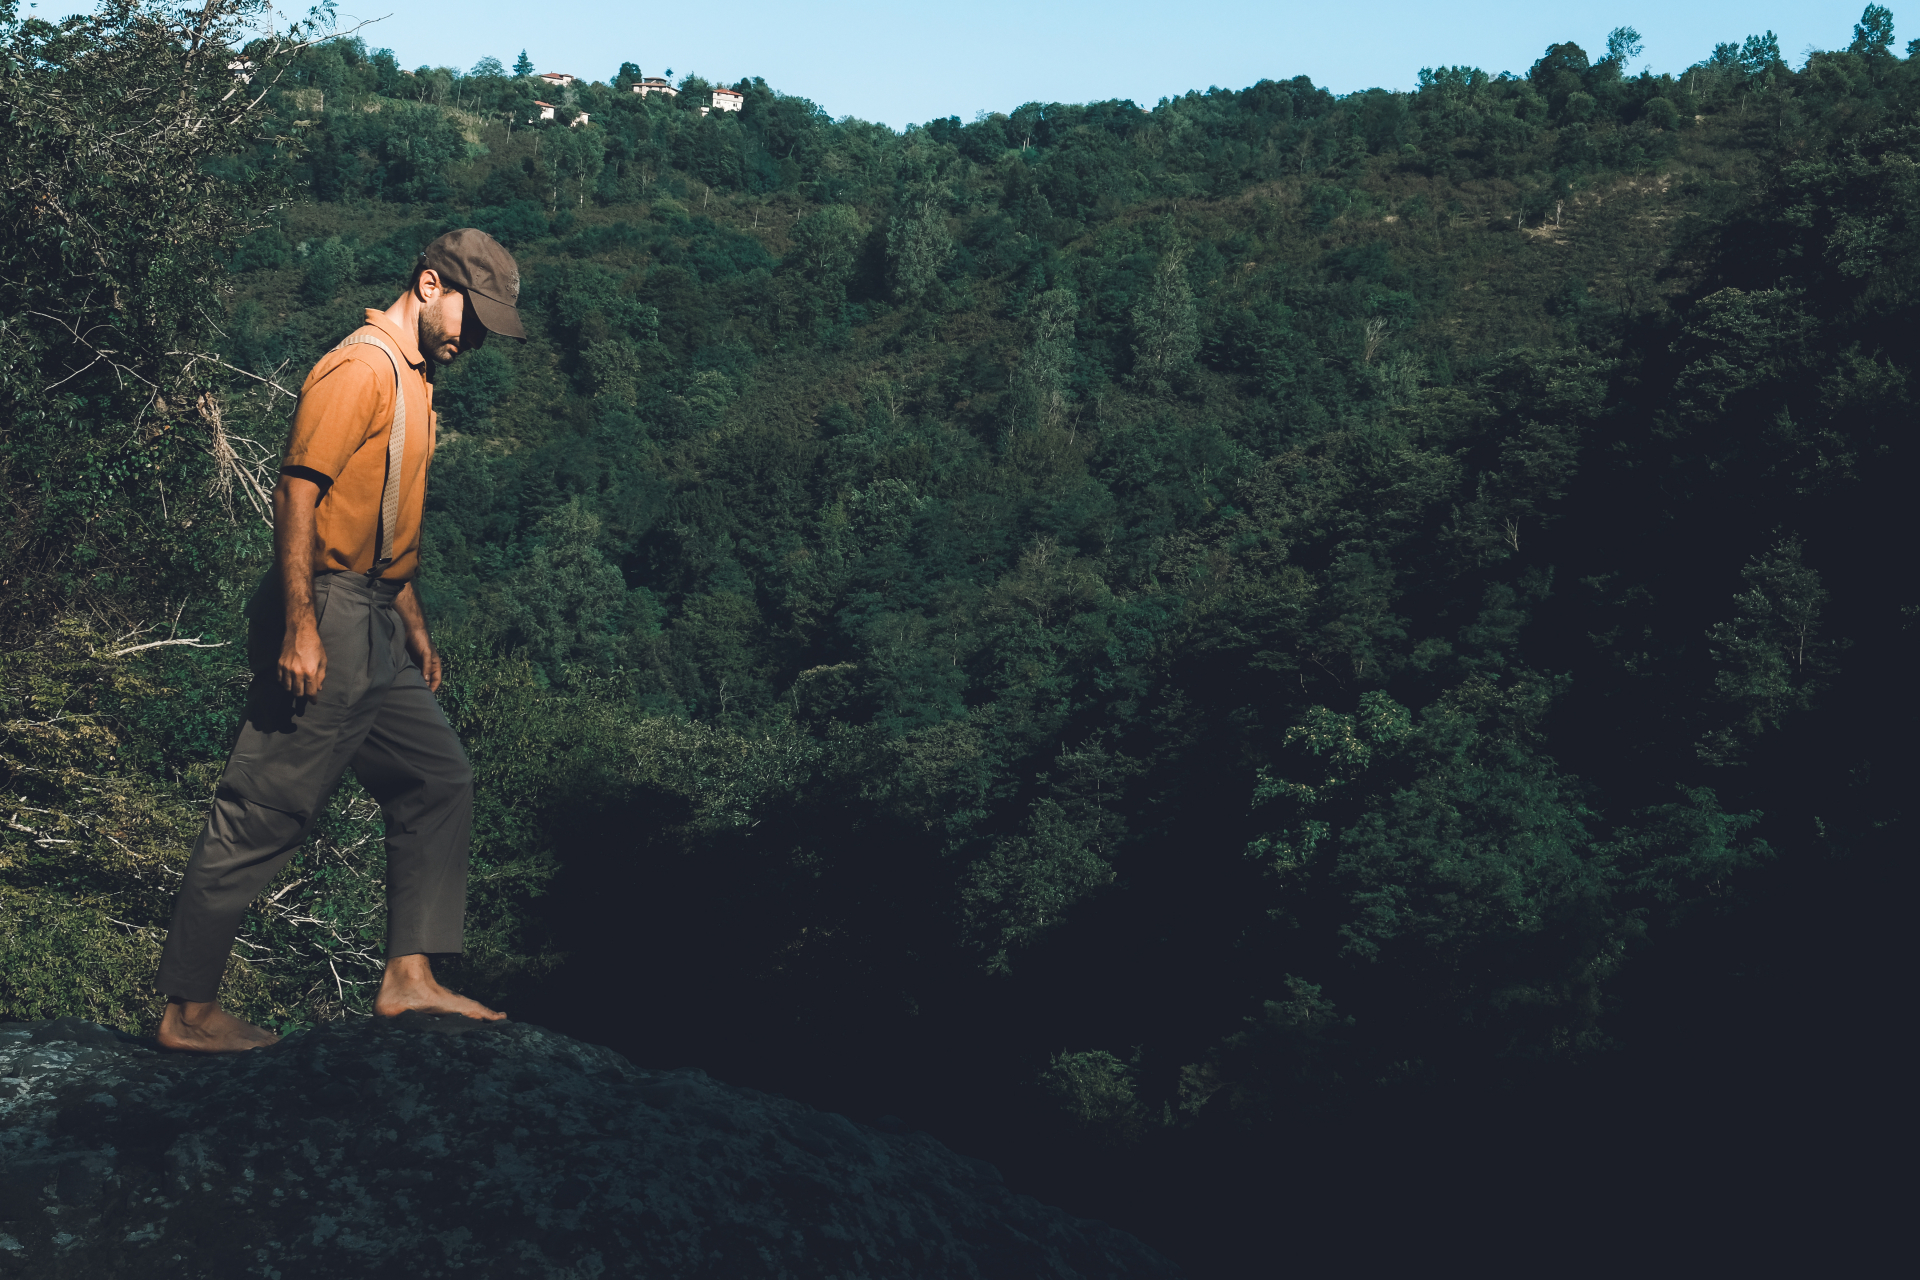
[418,228,526,339]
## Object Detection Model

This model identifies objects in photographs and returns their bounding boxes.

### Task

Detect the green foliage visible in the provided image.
[1130,248,1200,389]
[0,619,274,1029]
[963,740,1139,972]
[0,887,168,1027]
[1854,4,1897,55]
[299,235,356,303]
[492,501,632,675]
[1042,1048,1157,1145]
[435,344,518,432]
[887,189,955,305]
[4,4,1910,1211]
[0,0,292,635]
[1706,538,1839,739]
[1178,977,1351,1123]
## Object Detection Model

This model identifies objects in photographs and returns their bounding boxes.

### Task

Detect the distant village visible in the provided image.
[529,69,742,128]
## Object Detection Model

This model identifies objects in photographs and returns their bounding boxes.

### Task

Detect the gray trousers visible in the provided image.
[156,572,474,1003]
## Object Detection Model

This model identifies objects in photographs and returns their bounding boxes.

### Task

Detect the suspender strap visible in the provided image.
[333,332,407,577]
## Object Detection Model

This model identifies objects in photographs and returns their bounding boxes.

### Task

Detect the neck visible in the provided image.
[381,290,421,339]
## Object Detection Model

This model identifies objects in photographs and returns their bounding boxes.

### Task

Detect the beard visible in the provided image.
[417,297,461,366]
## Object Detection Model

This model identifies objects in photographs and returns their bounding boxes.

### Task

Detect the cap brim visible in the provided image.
[470,291,526,340]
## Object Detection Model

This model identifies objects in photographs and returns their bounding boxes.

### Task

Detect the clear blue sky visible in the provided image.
[29,1,1899,127]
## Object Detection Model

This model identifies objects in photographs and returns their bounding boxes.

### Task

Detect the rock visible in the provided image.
[0,1015,1179,1278]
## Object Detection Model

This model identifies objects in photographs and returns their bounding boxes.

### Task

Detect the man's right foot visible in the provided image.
[156,1000,279,1053]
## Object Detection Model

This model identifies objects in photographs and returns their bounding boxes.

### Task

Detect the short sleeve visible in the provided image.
[282,355,382,481]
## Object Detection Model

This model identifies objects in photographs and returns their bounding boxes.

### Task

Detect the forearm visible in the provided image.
[272,476,320,627]
[393,581,430,639]
[271,474,327,697]
[393,582,442,691]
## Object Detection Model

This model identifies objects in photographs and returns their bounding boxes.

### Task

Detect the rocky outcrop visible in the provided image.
[0,1015,1178,1278]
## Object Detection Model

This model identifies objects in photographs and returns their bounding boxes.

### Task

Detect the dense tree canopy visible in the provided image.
[2,3,1911,1268]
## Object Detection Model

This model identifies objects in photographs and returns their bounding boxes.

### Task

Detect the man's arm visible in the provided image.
[274,473,326,698]
[392,582,441,692]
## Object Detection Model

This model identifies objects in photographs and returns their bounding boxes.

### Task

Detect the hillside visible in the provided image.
[2,4,1912,1269]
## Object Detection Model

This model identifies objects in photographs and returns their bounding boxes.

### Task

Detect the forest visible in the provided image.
[1,1,1909,1268]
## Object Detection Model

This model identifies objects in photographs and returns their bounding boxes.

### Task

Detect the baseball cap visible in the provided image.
[418,229,526,340]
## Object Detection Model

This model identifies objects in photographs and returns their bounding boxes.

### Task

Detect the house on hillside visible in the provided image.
[710,87,743,112]
[537,71,576,89]
[532,101,592,127]
[632,77,677,98]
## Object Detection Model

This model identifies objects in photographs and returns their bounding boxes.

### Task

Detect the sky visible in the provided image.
[27,1,1899,127]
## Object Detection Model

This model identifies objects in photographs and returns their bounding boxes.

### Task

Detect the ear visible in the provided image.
[415,267,444,301]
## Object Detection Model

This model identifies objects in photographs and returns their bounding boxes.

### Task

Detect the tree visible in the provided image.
[540,121,607,208]
[886,189,953,305]
[1706,538,1838,738]
[495,502,631,677]
[513,48,534,76]
[1025,287,1079,428]
[0,0,314,636]
[791,203,861,278]
[1530,40,1590,94]
[1130,247,1199,386]
[1740,31,1783,75]
[1605,25,1643,65]
[1851,4,1895,56]
[469,55,505,78]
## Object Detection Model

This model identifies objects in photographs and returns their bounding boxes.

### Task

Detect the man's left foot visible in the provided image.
[375,955,506,1021]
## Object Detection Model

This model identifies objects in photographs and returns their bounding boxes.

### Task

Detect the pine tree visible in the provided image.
[513,49,534,77]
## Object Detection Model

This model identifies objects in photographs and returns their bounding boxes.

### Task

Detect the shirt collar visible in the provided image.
[363,309,427,369]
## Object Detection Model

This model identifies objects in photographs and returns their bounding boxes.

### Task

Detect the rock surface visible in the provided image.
[0,1015,1178,1278]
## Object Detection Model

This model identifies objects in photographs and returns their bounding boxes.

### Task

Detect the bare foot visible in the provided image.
[157,999,280,1053]
[374,953,505,1021]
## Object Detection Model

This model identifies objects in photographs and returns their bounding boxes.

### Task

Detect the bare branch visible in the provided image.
[103,636,229,657]
[168,350,299,399]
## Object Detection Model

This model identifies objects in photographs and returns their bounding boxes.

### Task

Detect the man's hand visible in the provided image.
[406,627,442,692]
[279,617,327,698]
[394,582,441,692]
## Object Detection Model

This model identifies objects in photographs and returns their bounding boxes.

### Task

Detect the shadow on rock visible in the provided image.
[0,1016,1180,1277]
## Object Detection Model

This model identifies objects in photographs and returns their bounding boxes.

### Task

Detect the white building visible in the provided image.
[632,76,677,98]
[710,87,743,112]
[537,71,577,88]
[532,101,590,126]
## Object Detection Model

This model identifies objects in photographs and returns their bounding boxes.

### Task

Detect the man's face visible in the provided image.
[417,275,485,366]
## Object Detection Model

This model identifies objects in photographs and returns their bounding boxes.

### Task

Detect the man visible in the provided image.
[155,230,526,1052]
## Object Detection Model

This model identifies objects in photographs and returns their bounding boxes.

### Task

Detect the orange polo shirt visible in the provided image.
[281,311,438,581]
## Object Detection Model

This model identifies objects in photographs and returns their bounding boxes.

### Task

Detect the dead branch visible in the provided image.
[168,350,299,399]
[104,635,229,657]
